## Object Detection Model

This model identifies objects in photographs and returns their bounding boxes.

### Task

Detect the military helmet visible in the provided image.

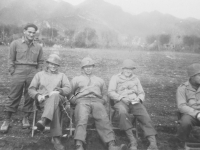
[46,54,61,66]
[187,63,200,77]
[81,57,95,68]
[122,59,136,69]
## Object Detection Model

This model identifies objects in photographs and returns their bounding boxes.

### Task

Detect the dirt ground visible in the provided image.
[1,46,200,150]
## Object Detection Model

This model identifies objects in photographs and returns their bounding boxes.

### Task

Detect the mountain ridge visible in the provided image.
[0,0,199,37]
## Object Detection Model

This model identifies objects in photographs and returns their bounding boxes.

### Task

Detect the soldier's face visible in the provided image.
[122,68,134,77]
[48,62,59,72]
[82,65,94,75]
[24,27,36,42]
[192,73,200,84]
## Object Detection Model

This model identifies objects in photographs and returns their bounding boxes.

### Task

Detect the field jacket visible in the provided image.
[70,74,107,104]
[176,81,200,118]
[28,70,71,99]
[8,37,44,73]
[108,73,145,105]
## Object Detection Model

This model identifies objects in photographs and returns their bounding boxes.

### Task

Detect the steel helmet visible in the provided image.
[81,57,95,68]
[122,59,136,69]
[46,54,61,66]
[187,63,200,77]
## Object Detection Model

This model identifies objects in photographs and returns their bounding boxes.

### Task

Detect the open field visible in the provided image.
[0,46,200,150]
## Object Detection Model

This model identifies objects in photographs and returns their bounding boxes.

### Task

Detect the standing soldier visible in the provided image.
[70,57,126,150]
[176,63,200,145]
[1,23,44,133]
[108,59,158,150]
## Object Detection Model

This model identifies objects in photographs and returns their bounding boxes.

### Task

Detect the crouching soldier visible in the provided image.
[70,57,126,150]
[28,54,71,150]
[176,63,200,144]
[108,59,158,150]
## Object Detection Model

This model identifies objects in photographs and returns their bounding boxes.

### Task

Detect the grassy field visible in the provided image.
[0,46,200,150]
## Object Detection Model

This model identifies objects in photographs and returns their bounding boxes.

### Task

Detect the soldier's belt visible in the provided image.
[15,62,38,66]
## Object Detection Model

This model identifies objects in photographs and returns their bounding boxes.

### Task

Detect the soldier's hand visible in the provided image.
[38,95,45,103]
[197,113,200,121]
[121,97,130,104]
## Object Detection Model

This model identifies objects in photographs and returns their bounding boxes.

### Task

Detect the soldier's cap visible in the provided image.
[187,63,200,77]
[24,23,38,31]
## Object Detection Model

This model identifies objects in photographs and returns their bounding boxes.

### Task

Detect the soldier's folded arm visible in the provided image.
[108,75,124,102]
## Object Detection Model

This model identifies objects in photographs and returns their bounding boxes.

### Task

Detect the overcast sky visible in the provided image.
[63,0,200,19]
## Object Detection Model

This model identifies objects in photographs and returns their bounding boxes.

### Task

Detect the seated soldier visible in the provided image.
[70,57,126,150]
[28,54,71,150]
[176,63,200,144]
[108,59,158,150]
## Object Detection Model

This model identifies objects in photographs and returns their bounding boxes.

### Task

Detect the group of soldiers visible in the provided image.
[1,23,200,150]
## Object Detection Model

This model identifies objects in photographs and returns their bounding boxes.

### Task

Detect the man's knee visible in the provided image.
[179,115,194,126]
[116,105,128,114]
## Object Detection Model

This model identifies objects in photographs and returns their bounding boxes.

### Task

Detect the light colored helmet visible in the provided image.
[81,57,95,68]
[122,59,136,69]
[187,63,200,77]
[46,54,61,66]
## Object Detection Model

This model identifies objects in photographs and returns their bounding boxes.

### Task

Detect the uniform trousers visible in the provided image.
[74,97,115,143]
[5,65,37,113]
[114,101,157,137]
[40,93,65,137]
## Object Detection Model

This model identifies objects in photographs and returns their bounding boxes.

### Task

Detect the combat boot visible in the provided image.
[35,117,50,132]
[108,140,128,150]
[0,119,10,133]
[75,140,84,150]
[51,136,65,150]
[128,143,138,150]
[22,117,30,128]
[147,136,158,150]
[22,112,31,128]
[126,129,138,150]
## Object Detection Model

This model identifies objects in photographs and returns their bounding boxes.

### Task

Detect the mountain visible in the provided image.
[0,0,200,37]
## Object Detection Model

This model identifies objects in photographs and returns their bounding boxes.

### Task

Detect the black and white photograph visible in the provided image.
[0,0,200,150]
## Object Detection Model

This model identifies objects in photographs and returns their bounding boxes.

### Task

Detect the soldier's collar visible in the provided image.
[118,72,137,80]
[186,81,199,92]
[21,36,35,46]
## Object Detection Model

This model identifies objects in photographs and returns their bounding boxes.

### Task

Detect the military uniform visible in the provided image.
[71,75,115,143]
[108,73,157,137]
[108,59,158,150]
[176,81,200,141]
[28,70,71,137]
[71,57,124,150]
[5,37,43,113]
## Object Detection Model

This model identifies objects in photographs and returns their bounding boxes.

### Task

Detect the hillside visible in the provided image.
[0,0,200,37]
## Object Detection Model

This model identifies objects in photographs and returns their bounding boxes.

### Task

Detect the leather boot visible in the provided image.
[108,140,127,150]
[22,117,30,128]
[147,136,158,150]
[126,129,137,150]
[0,111,12,133]
[75,140,84,150]
[35,117,50,132]
[0,119,10,133]
[51,136,65,150]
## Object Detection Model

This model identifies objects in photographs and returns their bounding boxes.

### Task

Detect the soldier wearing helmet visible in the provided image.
[28,54,71,150]
[70,57,126,150]
[108,59,158,150]
[176,63,200,145]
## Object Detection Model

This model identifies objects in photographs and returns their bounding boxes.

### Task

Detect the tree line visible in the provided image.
[0,24,200,53]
